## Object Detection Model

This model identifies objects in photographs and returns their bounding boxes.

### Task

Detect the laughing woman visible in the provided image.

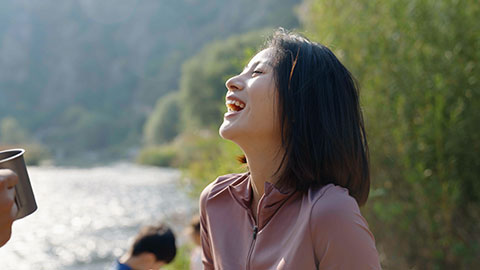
[199,29,381,270]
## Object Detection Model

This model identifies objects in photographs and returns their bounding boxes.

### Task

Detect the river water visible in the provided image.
[0,163,195,270]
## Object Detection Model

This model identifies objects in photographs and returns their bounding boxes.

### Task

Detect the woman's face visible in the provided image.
[219,48,281,146]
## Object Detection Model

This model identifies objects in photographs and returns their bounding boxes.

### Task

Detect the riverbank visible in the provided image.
[0,163,194,270]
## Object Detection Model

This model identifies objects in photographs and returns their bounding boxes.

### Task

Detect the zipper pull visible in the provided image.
[253,225,258,240]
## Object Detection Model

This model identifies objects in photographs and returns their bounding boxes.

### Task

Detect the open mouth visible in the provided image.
[226,99,245,112]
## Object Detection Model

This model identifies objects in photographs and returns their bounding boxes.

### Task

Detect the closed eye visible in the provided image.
[252,70,263,76]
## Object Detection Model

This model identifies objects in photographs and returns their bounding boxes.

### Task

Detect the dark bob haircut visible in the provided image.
[264,29,370,206]
[131,223,177,263]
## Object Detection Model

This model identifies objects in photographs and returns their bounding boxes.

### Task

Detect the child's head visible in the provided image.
[130,223,177,266]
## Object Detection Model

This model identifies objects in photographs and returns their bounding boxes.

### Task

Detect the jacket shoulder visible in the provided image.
[308,185,380,269]
[200,173,247,204]
[308,184,360,218]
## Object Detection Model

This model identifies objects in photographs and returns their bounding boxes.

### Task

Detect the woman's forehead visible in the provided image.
[246,48,274,68]
[254,48,274,59]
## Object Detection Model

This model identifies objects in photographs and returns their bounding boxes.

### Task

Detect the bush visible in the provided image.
[23,144,52,166]
[143,92,181,146]
[0,144,51,166]
[301,0,480,269]
[137,130,245,198]
[136,145,178,167]
[164,245,191,270]
[0,117,28,145]
[169,131,246,198]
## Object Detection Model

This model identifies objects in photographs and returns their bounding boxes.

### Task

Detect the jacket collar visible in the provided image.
[228,173,296,229]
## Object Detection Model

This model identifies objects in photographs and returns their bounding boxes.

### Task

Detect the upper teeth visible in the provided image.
[227,99,245,108]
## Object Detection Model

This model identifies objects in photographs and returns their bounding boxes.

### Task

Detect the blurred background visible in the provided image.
[0,0,478,269]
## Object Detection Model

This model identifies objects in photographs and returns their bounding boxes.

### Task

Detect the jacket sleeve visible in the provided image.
[310,194,381,270]
[199,184,215,270]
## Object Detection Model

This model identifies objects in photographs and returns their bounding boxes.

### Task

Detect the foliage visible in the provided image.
[0,143,51,166]
[143,92,181,146]
[138,129,246,198]
[301,0,480,269]
[163,245,191,270]
[136,145,178,168]
[175,132,246,198]
[22,144,51,166]
[0,116,51,165]
[43,106,118,156]
[139,130,246,197]
[0,117,28,145]
[178,29,270,131]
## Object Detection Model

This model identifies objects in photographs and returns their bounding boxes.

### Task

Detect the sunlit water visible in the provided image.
[0,163,195,270]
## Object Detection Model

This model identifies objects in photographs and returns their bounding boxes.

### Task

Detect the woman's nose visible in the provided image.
[225,75,244,92]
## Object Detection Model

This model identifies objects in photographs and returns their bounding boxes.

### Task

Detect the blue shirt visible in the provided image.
[114,260,132,270]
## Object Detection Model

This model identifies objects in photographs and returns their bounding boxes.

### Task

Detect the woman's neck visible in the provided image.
[241,142,285,218]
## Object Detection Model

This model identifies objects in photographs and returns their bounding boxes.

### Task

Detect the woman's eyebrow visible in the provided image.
[243,60,272,71]
[243,61,259,71]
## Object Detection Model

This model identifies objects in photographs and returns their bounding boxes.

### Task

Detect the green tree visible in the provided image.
[44,106,114,158]
[0,117,28,144]
[143,92,181,145]
[301,0,479,269]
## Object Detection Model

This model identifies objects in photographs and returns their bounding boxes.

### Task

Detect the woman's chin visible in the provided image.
[219,124,233,140]
[219,121,240,141]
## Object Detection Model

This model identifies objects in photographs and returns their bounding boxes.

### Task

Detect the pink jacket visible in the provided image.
[199,173,381,270]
